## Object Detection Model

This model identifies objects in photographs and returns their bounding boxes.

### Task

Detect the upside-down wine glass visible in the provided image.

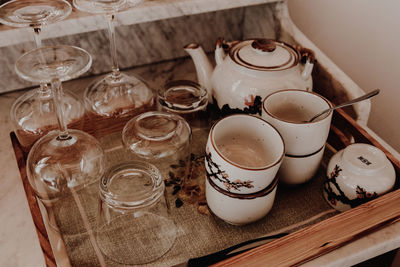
[0,0,86,151]
[15,46,104,226]
[73,0,155,134]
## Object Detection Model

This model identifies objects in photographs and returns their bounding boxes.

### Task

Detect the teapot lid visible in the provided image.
[229,39,299,71]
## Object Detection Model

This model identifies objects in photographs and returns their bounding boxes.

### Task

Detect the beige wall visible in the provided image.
[288,0,400,153]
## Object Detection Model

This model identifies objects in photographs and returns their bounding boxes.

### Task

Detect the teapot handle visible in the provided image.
[215,38,240,65]
[298,47,316,81]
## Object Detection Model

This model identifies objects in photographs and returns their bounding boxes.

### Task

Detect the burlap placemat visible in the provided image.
[48,129,337,267]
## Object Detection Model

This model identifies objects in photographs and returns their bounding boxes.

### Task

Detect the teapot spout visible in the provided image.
[184,43,214,103]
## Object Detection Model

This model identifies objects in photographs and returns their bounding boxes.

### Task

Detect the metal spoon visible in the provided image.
[307,89,380,122]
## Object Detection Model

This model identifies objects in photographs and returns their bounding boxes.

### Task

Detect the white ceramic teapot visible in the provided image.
[185,38,315,115]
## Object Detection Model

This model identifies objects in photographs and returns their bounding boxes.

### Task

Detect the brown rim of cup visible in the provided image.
[209,114,285,171]
[262,89,334,125]
[285,145,325,158]
[207,173,278,200]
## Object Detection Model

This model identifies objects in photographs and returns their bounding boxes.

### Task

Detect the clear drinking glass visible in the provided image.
[0,0,86,151]
[73,0,155,135]
[17,46,105,231]
[158,80,210,158]
[122,111,192,183]
[97,161,177,265]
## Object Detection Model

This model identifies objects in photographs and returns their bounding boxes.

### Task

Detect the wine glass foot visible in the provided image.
[11,88,85,151]
[85,72,155,118]
[0,0,71,28]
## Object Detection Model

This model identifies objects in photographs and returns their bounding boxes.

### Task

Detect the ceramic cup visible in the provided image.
[205,114,284,194]
[206,174,278,225]
[262,89,333,185]
[323,143,396,212]
[278,145,325,185]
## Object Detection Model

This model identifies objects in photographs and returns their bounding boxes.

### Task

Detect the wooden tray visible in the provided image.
[10,108,400,267]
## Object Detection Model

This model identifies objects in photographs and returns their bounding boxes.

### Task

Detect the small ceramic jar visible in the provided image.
[323,143,396,212]
[206,174,278,225]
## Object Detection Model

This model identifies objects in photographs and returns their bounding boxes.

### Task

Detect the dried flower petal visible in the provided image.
[175,198,184,208]
[173,185,181,195]
[198,205,211,216]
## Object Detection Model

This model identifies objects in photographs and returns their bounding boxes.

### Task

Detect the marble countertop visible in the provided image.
[1,56,400,267]
[0,0,279,48]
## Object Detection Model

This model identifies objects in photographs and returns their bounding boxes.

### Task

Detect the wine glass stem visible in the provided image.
[33,27,42,48]
[33,26,51,105]
[51,78,69,140]
[106,14,120,78]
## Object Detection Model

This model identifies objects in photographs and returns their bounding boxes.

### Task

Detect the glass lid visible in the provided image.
[229,39,300,71]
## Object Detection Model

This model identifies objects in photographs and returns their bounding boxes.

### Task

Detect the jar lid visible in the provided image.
[122,111,191,159]
[158,80,208,113]
[99,161,164,209]
[229,39,299,71]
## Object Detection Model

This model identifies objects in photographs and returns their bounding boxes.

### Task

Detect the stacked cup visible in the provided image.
[205,114,285,225]
[262,89,333,185]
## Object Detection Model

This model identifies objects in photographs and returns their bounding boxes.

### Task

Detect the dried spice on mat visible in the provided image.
[165,153,209,214]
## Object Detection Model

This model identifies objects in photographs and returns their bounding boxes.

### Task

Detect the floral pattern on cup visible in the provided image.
[205,151,254,192]
[205,114,284,194]
[323,164,378,210]
[323,144,395,212]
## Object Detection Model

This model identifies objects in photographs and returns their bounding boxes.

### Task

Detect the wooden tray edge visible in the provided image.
[10,132,57,267]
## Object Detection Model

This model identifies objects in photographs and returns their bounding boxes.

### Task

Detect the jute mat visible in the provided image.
[47,129,337,266]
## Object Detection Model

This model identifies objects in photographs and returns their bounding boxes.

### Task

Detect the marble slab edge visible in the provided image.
[0,3,280,93]
[0,0,282,48]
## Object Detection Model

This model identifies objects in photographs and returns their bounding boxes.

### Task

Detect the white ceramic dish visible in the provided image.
[206,175,278,225]
[323,143,396,212]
